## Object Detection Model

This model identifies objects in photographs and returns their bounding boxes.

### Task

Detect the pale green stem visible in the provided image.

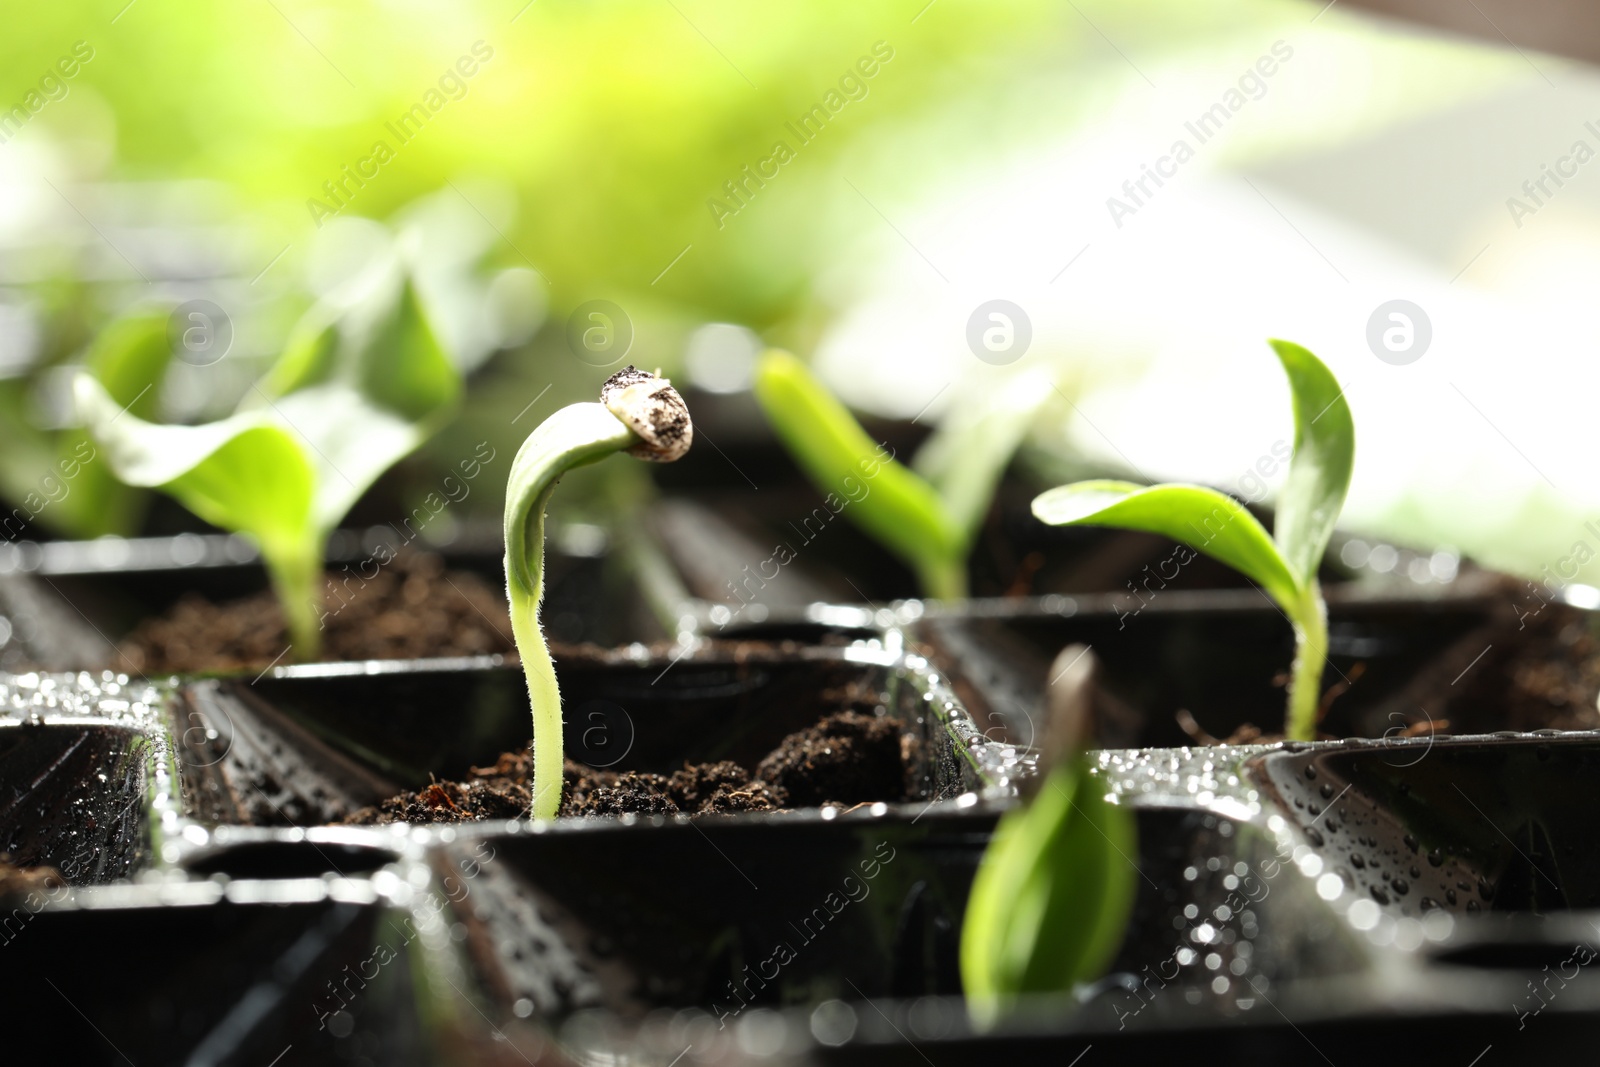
[509,580,564,820]
[915,552,968,601]
[263,538,323,661]
[505,404,639,821]
[1285,580,1329,742]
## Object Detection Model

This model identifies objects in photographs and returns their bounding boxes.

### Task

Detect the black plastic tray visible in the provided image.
[0,525,659,674]
[908,580,1592,748]
[5,600,1600,1064]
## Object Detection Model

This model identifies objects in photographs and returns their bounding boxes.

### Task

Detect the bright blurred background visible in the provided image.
[3,0,1599,591]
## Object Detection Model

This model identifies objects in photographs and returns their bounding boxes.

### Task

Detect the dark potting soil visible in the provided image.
[1197,593,1600,745]
[344,711,910,823]
[117,552,514,674]
[1330,595,1600,739]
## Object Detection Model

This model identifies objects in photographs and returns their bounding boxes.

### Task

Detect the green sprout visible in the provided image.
[961,645,1137,1027]
[752,349,1051,600]
[505,367,692,820]
[1030,340,1354,741]
[74,273,460,660]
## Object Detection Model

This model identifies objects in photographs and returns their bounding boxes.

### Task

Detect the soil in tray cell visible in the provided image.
[345,710,912,822]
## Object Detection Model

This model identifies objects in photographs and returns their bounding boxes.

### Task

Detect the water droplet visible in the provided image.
[1305,765,1318,780]
[1478,877,1495,902]
[1446,889,1457,906]
[1403,834,1418,853]
[1428,849,1443,868]
[1371,887,1391,905]
[1351,854,1366,869]
[1305,828,1325,848]
[1320,783,1334,799]
[1391,878,1409,896]
[1466,899,1481,914]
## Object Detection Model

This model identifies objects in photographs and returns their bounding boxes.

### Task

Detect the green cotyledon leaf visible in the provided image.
[73,267,463,657]
[1268,339,1354,588]
[753,349,964,597]
[961,758,1137,1026]
[72,377,314,560]
[1031,480,1303,610]
[254,273,459,425]
[358,276,461,422]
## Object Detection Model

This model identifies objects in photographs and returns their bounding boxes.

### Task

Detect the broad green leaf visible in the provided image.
[79,378,431,544]
[85,312,171,414]
[962,759,1137,1025]
[257,312,338,400]
[74,269,463,656]
[914,368,1053,553]
[753,350,964,594]
[252,274,457,424]
[258,383,435,531]
[358,278,460,423]
[1031,480,1302,609]
[73,378,314,557]
[1268,339,1354,587]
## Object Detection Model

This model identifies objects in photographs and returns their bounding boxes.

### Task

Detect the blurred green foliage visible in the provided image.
[2,0,1083,324]
[1,0,1338,537]
[0,0,1106,532]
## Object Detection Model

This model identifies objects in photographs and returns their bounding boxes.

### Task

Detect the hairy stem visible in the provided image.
[264,538,323,660]
[509,578,564,820]
[1285,581,1329,742]
[506,404,641,820]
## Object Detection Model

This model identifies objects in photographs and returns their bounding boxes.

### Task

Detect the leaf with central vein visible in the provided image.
[1268,338,1354,587]
[1031,479,1302,609]
[72,379,314,557]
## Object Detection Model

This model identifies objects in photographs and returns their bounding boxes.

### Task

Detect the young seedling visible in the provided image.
[961,645,1137,1027]
[1030,340,1354,741]
[752,349,1052,600]
[505,367,691,820]
[74,274,460,660]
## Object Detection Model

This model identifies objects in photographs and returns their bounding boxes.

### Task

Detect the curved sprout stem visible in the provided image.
[505,369,691,820]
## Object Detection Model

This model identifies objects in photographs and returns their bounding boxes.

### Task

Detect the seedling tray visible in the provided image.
[409,733,1600,1064]
[170,639,1019,827]
[0,638,1016,1063]
[4,600,1600,1064]
[908,579,1593,747]
[0,526,658,673]
[0,671,172,884]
